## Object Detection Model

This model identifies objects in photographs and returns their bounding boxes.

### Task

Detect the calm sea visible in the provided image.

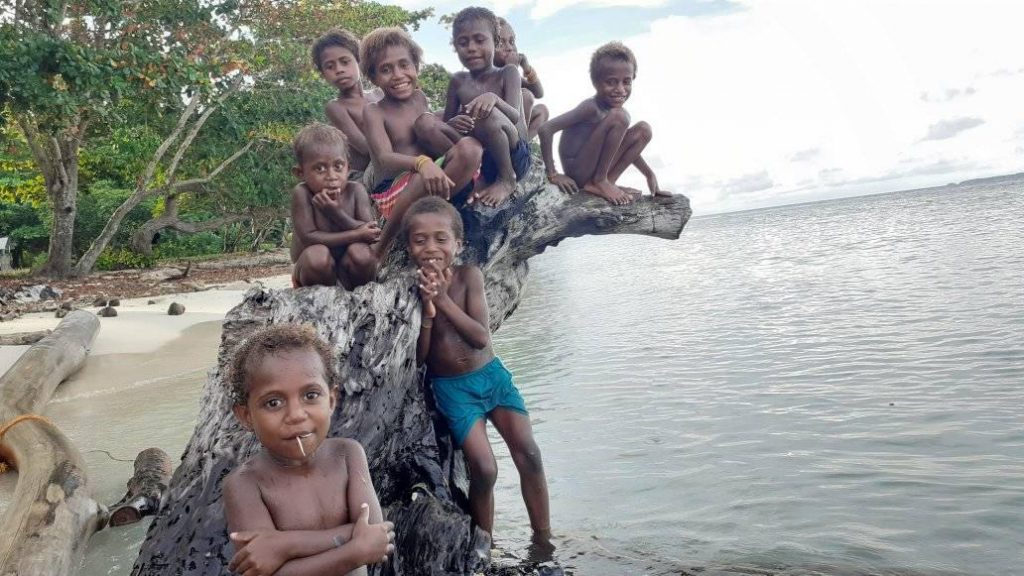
[489,179,1024,575]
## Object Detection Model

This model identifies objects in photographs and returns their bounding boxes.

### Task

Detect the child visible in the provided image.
[222,324,394,576]
[441,6,531,208]
[290,122,380,289]
[494,17,549,140]
[538,41,671,205]
[360,26,483,258]
[313,28,379,186]
[406,196,551,546]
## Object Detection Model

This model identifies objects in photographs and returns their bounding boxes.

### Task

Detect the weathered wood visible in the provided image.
[108,448,173,527]
[0,330,52,346]
[132,167,692,576]
[0,310,102,576]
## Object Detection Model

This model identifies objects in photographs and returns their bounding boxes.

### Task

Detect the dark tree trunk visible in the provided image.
[132,167,692,576]
[108,448,174,527]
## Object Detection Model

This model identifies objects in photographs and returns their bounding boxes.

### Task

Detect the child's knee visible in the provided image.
[632,121,653,143]
[413,112,437,138]
[604,107,629,128]
[468,455,498,489]
[451,136,483,165]
[303,244,334,272]
[521,89,534,109]
[512,441,544,475]
[343,243,375,270]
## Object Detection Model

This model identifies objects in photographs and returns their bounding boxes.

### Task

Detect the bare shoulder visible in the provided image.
[223,457,263,495]
[345,180,368,198]
[291,182,312,202]
[450,71,470,86]
[455,264,484,285]
[499,64,521,81]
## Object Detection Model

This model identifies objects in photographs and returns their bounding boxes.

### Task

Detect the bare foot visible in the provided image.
[473,179,515,207]
[583,179,633,205]
[620,186,644,200]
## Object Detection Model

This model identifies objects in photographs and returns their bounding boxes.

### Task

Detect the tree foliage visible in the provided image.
[0,0,433,275]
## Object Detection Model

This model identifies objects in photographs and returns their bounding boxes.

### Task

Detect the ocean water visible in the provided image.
[487,179,1024,574]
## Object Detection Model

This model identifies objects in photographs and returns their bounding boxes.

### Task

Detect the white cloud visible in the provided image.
[390,0,666,19]
[922,117,985,141]
[527,0,1024,213]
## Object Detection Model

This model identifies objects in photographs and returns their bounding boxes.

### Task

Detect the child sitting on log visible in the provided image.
[360,26,483,258]
[538,41,671,205]
[313,28,380,188]
[494,17,549,140]
[406,196,552,548]
[290,122,380,289]
[223,324,394,576]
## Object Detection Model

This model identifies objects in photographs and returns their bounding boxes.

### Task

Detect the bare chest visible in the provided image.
[259,469,349,531]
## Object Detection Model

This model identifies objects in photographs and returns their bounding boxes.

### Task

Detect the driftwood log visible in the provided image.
[108,448,174,527]
[132,168,692,576]
[0,330,52,346]
[0,311,102,576]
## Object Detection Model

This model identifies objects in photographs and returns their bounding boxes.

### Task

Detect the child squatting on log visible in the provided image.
[494,16,549,140]
[405,196,553,548]
[289,122,381,290]
[361,26,483,258]
[416,7,531,208]
[222,324,395,576]
[538,41,672,205]
[313,28,381,190]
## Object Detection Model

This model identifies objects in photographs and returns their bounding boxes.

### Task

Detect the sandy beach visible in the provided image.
[0,275,290,527]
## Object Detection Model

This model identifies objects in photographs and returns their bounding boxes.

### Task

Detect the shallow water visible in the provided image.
[487,179,1024,574]
[6,180,1021,575]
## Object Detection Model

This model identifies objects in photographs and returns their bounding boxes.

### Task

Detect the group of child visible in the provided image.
[224,6,669,574]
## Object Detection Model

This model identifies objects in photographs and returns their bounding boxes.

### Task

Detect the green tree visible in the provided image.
[0,0,429,276]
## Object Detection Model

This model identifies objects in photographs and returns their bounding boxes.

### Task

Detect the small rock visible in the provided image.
[168,303,185,316]
[14,284,62,303]
[42,300,59,311]
[93,296,108,307]
[55,307,70,318]
[60,302,73,310]
[147,300,158,305]
[108,298,121,307]
[98,306,118,317]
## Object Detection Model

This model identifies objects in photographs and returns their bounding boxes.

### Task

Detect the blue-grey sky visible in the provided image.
[394,0,1024,213]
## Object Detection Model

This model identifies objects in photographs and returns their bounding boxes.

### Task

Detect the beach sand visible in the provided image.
[0,275,290,527]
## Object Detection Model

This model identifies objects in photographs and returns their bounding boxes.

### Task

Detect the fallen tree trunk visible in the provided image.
[108,448,173,527]
[132,166,692,576]
[0,310,103,576]
[0,330,52,346]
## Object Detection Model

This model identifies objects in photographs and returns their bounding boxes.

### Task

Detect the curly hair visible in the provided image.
[228,323,336,405]
[451,6,500,41]
[311,28,361,71]
[360,26,423,81]
[400,196,464,248]
[292,122,348,165]
[589,41,637,84]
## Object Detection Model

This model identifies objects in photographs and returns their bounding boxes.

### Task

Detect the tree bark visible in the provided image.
[0,330,52,346]
[132,168,692,575]
[0,311,103,576]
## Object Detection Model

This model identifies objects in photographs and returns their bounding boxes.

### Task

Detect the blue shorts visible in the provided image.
[431,357,528,446]
[480,137,532,184]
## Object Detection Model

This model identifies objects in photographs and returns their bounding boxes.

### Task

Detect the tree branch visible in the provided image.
[138,95,202,193]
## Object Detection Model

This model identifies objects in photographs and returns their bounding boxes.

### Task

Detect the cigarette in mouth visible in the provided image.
[296,436,307,457]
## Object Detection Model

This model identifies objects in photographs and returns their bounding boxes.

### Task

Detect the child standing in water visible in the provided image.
[405,196,551,548]
[223,324,394,575]
[538,41,671,204]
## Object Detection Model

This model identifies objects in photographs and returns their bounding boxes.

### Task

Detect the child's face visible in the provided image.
[593,58,634,109]
[294,145,349,194]
[494,24,517,67]
[233,348,336,466]
[453,19,495,73]
[373,45,419,100]
[407,212,460,270]
[319,45,360,93]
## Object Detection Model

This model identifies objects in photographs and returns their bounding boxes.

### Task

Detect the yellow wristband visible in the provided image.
[525,70,538,84]
[414,155,431,173]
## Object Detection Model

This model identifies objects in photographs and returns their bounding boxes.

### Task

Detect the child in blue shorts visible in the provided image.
[404,196,551,546]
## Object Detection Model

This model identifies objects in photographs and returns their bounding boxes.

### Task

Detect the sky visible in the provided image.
[392,0,1024,214]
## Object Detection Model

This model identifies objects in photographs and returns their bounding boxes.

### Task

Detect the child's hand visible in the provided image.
[419,161,454,198]
[312,188,342,213]
[518,53,530,71]
[228,530,289,576]
[424,260,452,300]
[418,267,439,318]
[357,221,381,244]
[465,93,499,120]
[350,502,396,565]
[548,173,578,194]
[447,114,475,135]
